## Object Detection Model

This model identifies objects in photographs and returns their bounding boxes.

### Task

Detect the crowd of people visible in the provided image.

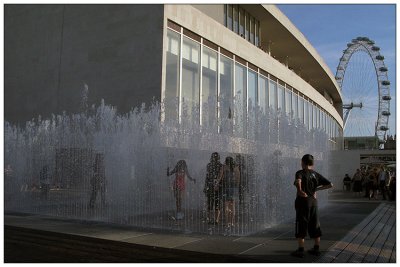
[343,165,396,201]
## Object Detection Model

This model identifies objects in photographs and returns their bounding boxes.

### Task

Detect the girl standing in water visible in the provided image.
[215,156,240,228]
[167,160,196,219]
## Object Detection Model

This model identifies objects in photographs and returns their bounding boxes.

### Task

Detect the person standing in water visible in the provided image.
[215,156,240,228]
[89,153,107,208]
[167,160,196,220]
[292,154,333,258]
[204,152,223,224]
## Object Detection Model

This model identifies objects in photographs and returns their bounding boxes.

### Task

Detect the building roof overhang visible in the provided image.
[244,4,343,104]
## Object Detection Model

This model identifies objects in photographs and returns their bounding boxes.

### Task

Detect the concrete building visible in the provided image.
[5,4,348,235]
[5,4,343,150]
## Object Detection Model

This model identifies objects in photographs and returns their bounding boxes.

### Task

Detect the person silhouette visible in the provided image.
[167,160,196,220]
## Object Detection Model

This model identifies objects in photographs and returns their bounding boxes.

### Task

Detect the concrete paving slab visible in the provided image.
[176,236,256,255]
[122,233,203,249]
[85,229,154,241]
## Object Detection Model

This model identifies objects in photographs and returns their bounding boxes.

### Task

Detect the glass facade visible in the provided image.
[285,87,291,117]
[245,13,250,41]
[165,30,181,123]
[269,80,277,111]
[220,55,234,134]
[164,25,342,148]
[291,91,298,122]
[248,69,257,139]
[277,84,285,112]
[259,75,269,115]
[250,17,255,44]
[181,36,200,126]
[239,8,245,37]
[227,4,233,30]
[226,5,260,46]
[201,46,218,130]
[234,63,247,138]
[255,21,259,47]
[233,5,238,33]
[298,97,304,125]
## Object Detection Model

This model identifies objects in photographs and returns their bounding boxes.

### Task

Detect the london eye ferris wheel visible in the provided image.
[335,37,391,146]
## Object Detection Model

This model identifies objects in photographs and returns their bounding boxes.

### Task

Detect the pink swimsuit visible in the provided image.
[174,171,185,191]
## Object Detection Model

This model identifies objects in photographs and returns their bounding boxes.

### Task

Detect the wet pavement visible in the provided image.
[4,190,395,263]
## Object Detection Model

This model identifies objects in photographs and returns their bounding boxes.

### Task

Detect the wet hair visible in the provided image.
[301,154,314,166]
[225,156,235,171]
[211,152,220,162]
[176,160,187,171]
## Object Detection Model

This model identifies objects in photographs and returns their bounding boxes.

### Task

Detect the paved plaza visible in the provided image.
[4,191,396,263]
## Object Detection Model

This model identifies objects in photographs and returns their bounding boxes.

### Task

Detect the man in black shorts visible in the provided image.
[292,154,333,258]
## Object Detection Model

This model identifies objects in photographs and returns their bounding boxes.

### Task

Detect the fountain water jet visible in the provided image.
[4,97,331,236]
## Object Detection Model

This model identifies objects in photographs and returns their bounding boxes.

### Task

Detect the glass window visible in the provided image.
[201,46,218,131]
[259,75,269,114]
[248,70,257,109]
[336,122,340,140]
[255,21,260,46]
[319,109,323,130]
[181,36,200,126]
[325,112,328,135]
[239,8,245,37]
[269,79,277,110]
[285,88,291,116]
[314,105,317,129]
[224,5,227,26]
[165,30,180,122]
[277,84,285,112]
[233,5,238,33]
[234,63,247,138]
[309,102,313,130]
[227,5,233,30]
[248,69,258,139]
[250,17,255,44]
[291,91,298,121]
[309,102,313,131]
[298,97,304,124]
[245,13,250,41]
[327,116,330,137]
[304,100,309,130]
[220,55,234,134]
[311,104,315,129]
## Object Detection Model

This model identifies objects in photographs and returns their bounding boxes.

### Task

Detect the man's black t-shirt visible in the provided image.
[294,169,331,197]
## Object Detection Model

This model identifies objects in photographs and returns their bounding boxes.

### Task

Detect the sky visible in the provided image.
[277,4,396,137]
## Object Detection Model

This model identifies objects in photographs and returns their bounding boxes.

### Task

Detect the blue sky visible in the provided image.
[278,4,396,136]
